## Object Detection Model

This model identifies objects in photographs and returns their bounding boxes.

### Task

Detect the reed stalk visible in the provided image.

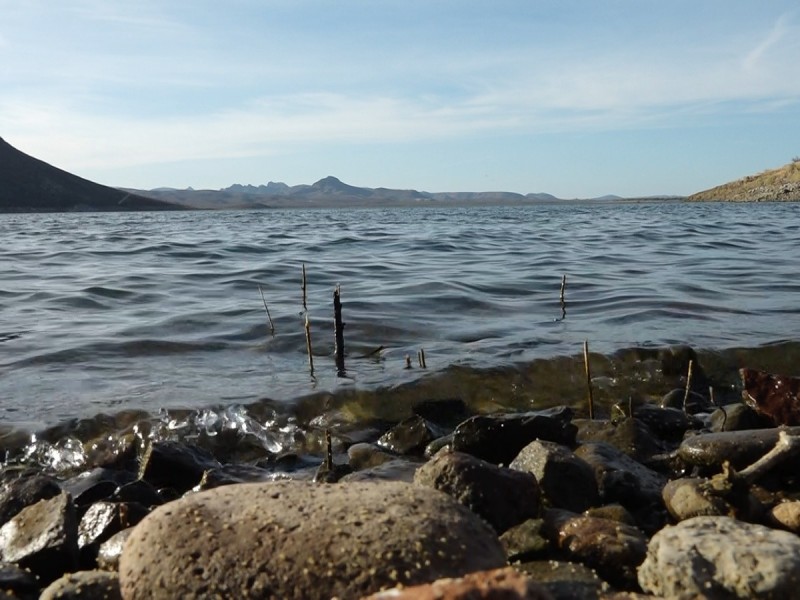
[304,313,314,377]
[682,359,694,413]
[257,284,275,336]
[324,429,333,471]
[418,348,427,368]
[583,340,595,420]
[301,263,308,311]
[560,275,567,320]
[333,285,345,375]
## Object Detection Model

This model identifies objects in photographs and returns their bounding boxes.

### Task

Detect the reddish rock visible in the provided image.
[362,567,552,599]
[741,367,800,426]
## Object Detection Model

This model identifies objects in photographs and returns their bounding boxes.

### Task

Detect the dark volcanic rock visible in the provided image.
[138,441,221,493]
[377,416,445,456]
[451,407,576,466]
[414,450,541,533]
[0,472,62,526]
[709,402,774,432]
[0,491,78,584]
[632,405,701,441]
[510,440,599,512]
[0,562,40,599]
[119,480,506,599]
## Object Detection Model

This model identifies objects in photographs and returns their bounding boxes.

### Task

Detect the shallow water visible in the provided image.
[1,201,800,464]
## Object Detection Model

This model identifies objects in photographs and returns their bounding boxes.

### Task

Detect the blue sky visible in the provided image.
[1,1,799,198]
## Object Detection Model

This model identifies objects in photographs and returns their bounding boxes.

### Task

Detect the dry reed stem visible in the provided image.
[301,263,307,311]
[333,285,345,375]
[257,284,275,336]
[583,340,595,420]
[304,313,314,376]
[682,359,694,413]
[560,275,567,320]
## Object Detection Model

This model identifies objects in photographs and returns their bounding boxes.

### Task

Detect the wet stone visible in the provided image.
[677,427,800,471]
[340,459,421,483]
[61,469,136,510]
[542,509,647,590]
[414,449,541,534]
[347,442,397,470]
[39,570,121,600]
[709,402,773,432]
[0,562,40,599]
[0,491,78,584]
[195,464,278,491]
[377,415,445,456]
[583,504,637,527]
[574,418,665,462]
[451,406,576,466]
[638,515,800,598]
[424,434,453,459]
[78,502,149,567]
[0,472,62,527]
[510,440,599,513]
[659,388,714,414]
[412,398,471,429]
[95,528,132,572]
[631,404,701,442]
[120,480,506,600]
[110,480,162,508]
[137,440,221,493]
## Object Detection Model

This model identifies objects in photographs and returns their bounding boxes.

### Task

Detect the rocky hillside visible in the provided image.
[689,160,800,202]
[0,137,183,213]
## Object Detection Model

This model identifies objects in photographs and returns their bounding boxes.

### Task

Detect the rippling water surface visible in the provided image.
[2,202,800,453]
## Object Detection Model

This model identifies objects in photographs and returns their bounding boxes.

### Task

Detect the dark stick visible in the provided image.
[583,340,595,420]
[405,355,412,369]
[324,429,333,471]
[560,274,567,320]
[333,285,345,375]
[257,284,275,336]
[304,313,314,377]
[418,348,427,368]
[301,263,307,311]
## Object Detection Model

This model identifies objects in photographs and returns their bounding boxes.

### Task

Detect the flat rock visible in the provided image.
[40,570,121,600]
[361,567,552,600]
[451,407,576,466]
[414,449,540,533]
[510,440,598,512]
[638,515,800,598]
[377,416,444,455]
[574,418,665,462]
[661,477,734,521]
[119,480,506,599]
[515,560,609,600]
[0,491,78,584]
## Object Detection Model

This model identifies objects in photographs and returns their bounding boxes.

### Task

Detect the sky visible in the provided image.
[1,1,799,198]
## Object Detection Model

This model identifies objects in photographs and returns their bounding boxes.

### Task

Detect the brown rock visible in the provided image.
[119,480,506,599]
[741,367,800,426]
[39,570,121,600]
[770,500,800,533]
[361,567,552,599]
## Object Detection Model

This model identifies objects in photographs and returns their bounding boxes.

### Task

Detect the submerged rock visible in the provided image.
[0,491,78,584]
[414,449,541,534]
[638,515,800,598]
[451,407,576,466]
[575,418,665,462]
[119,480,506,599]
[510,440,598,513]
[377,415,445,456]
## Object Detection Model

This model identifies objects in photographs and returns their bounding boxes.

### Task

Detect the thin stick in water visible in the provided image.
[304,313,315,377]
[333,285,345,375]
[301,263,308,311]
[405,355,412,369]
[560,274,567,320]
[324,429,333,471]
[583,340,595,420]
[682,359,694,413]
[418,348,427,368]
[257,284,275,336]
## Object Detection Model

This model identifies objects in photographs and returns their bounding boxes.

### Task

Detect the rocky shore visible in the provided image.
[3,347,800,598]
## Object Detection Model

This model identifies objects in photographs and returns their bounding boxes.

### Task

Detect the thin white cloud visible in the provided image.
[743,13,792,71]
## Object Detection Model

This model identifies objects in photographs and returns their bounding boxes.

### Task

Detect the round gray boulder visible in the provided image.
[638,515,800,598]
[119,480,506,599]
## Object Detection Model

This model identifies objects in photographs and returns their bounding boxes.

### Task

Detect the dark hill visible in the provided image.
[0,137,183,213]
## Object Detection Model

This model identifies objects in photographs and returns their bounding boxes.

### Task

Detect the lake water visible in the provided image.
[2,201,800,467]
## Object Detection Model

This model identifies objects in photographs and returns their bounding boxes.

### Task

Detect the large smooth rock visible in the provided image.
[137,441,220,493]
[0,491,78,584]
[119,480,506,599]
[638,515,800,598]
[451,407,576,466]
[414,450,540,533]
[678,427,800,470]
[510,440,598,512]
